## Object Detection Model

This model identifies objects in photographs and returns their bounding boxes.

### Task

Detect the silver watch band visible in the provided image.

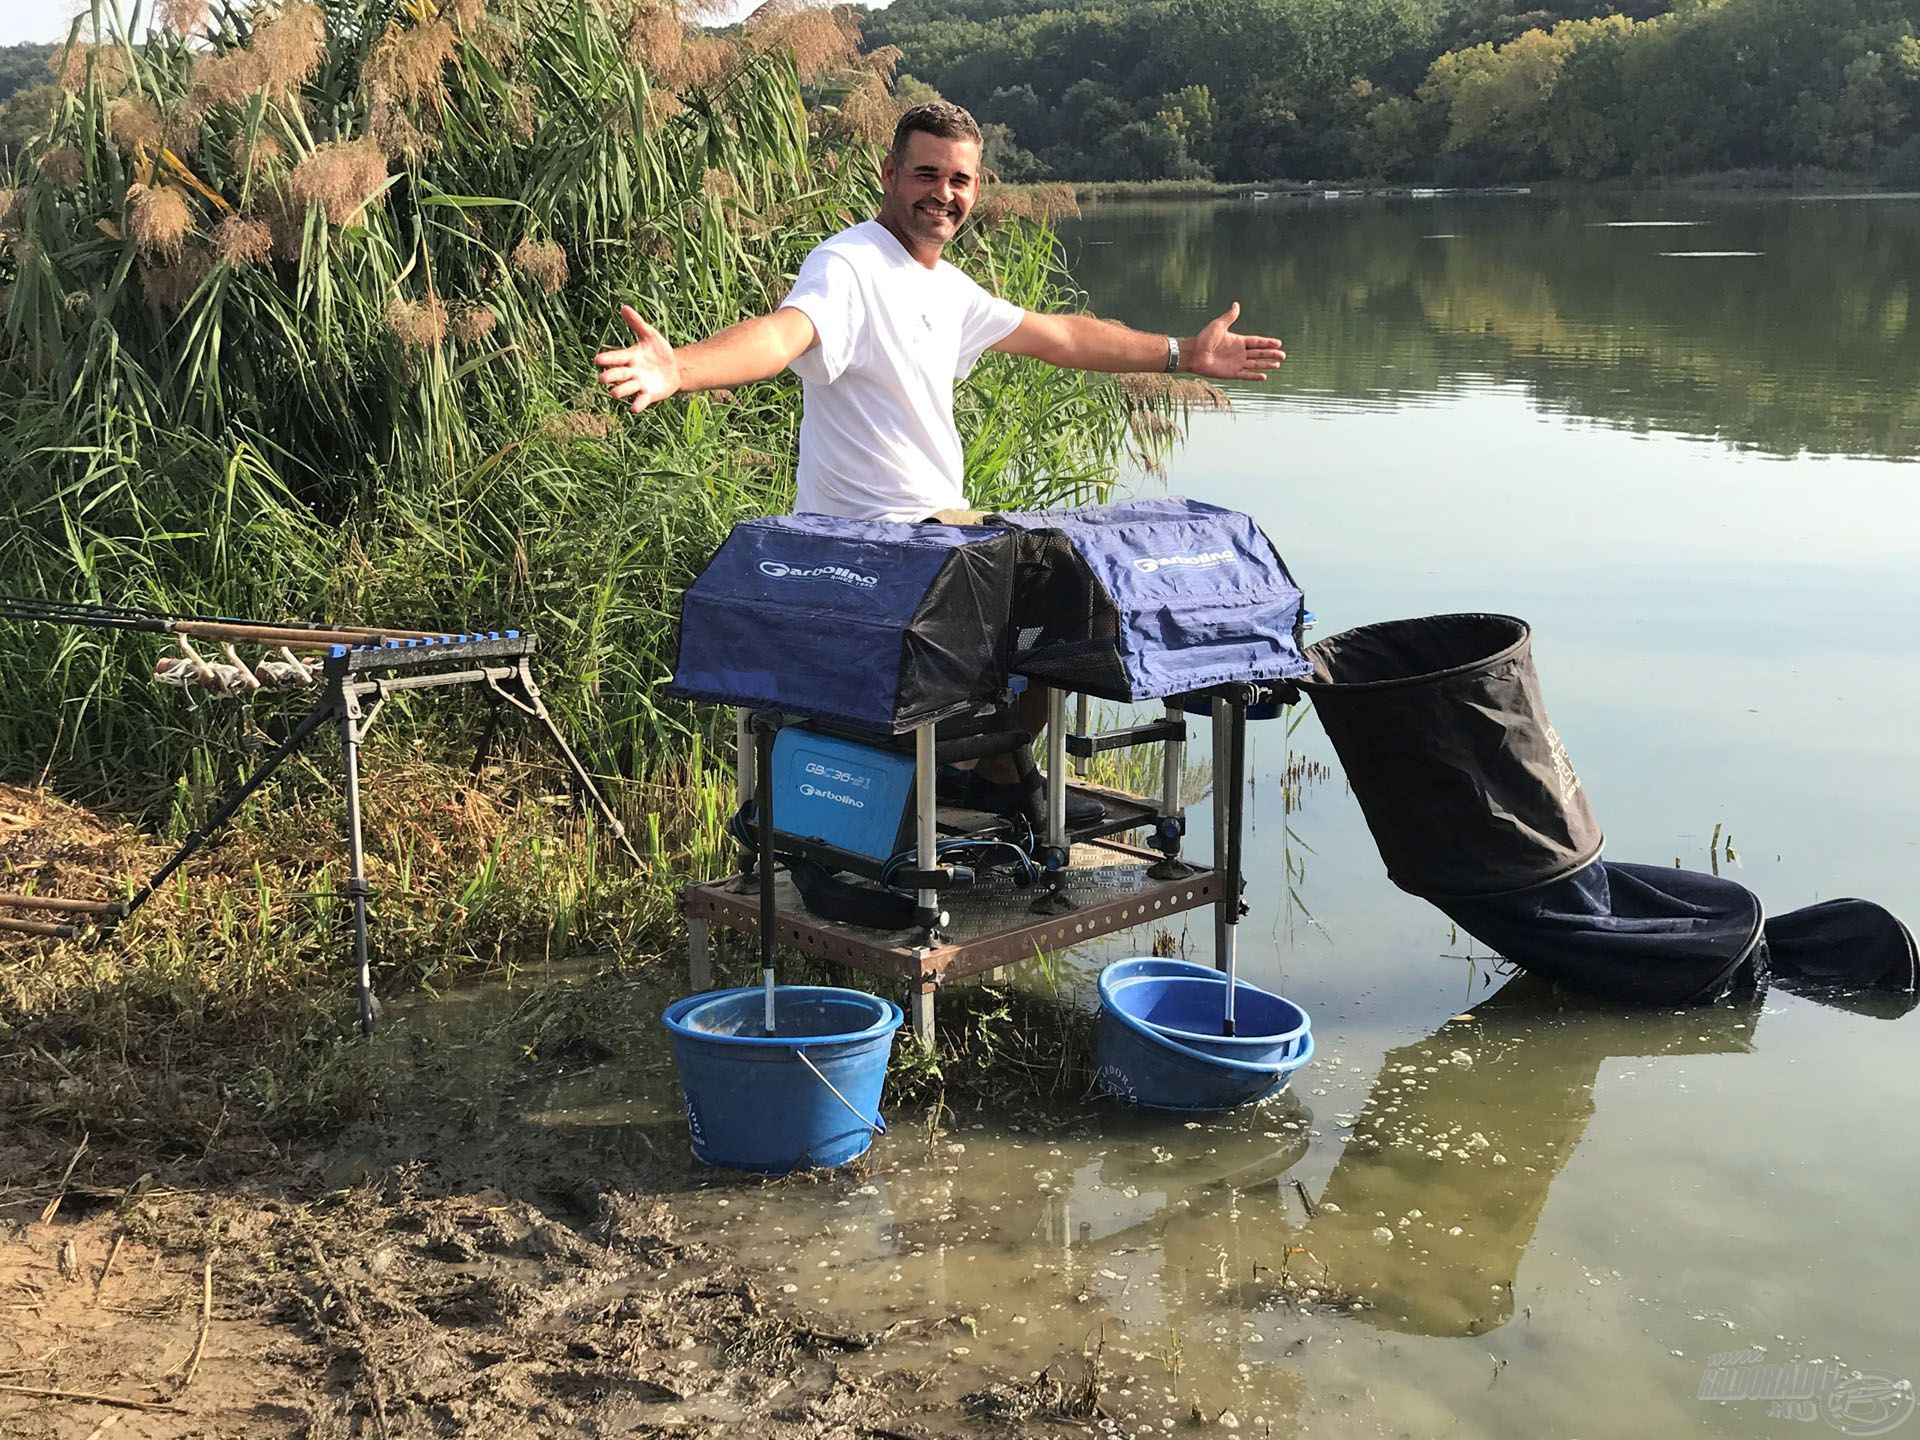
[1164,334,1180,373]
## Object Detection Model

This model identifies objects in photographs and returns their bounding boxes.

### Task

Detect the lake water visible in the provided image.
[544,194,1920,1436]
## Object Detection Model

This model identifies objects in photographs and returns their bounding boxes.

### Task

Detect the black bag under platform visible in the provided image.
[1298,613,1602,900]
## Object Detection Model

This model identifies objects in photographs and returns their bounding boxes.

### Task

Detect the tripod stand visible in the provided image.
[94,634,638,1034]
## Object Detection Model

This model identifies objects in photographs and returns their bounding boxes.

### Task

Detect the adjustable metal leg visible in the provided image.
[736,708,755,810]
[1045,687,1068,854]
[910,982,937,1047]
[1030,688,1076,914]
[1219,694,1250,1036]
[341,689,377,1037]
[1148,699,1196,880]
[1212,697,1232,974]
[756,719,779,1033]
[733,708,759,887]
[107,691,338,934]
[914,723,942,947]
[688,915,712,992]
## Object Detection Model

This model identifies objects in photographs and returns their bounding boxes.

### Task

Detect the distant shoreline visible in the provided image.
[1061,170,1905,205]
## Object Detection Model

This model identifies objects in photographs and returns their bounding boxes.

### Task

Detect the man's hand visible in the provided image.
[594,304,681,414]
[1185,302,1285,381]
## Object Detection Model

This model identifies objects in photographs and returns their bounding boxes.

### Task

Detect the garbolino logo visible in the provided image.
[758,559,878,589]
[1132,549,1237,575]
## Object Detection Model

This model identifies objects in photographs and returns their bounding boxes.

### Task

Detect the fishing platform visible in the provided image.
[669,499,1310,1042]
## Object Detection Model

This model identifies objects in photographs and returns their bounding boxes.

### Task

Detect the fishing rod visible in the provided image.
[0,593,368,631]
[0,594,448,649]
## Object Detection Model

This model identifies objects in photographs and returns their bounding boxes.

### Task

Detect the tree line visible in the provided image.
[0,44,59,162]
[861,0,1920,185]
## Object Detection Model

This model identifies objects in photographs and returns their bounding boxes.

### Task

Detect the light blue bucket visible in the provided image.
[662,986,903,1174]
[1096,957,1314,1111]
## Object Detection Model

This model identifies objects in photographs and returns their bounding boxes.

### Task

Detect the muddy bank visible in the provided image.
[0,1099,1134,1439]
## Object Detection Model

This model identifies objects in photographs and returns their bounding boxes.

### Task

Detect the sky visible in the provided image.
[3,0,90,46]
[0,0,891,46]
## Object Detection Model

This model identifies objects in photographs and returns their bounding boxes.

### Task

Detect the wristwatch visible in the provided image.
[1164,335,1181,373]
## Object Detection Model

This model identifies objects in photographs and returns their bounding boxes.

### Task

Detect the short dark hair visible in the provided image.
[890,101,982,161]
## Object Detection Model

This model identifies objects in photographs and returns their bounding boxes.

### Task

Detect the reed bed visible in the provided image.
[0,0,1199,1140]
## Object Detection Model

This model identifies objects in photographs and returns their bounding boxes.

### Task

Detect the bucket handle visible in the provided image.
[794,1049,887,1137]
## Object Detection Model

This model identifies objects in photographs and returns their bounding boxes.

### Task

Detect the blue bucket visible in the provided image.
[662,986,904,1173]
[1096,958,1314,1111]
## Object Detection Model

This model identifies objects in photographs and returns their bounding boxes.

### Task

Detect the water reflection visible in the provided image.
[1077,977,1754,1340]
[1063,195,1920,460]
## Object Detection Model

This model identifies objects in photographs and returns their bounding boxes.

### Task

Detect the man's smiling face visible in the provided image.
[878,131,981,263]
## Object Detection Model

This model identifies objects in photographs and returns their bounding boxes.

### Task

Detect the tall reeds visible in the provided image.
[0,0,1156,804]
[0,0,1182,1134]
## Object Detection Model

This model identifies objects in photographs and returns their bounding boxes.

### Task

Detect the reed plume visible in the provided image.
[109,97,164,153]
[365,19,458,106]
[40,147,85,189]
[213,214,276,267]
[291,138,389,225]
[512,236,568,295]
[158,0,212,35]
[625,1,682,71]
[385,294,449,350]
[450,303,499,345]
[127,182,194,258]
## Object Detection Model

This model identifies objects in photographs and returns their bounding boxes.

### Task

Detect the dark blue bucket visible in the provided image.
[663,986,904,1173]
[1096,958,1314,1111]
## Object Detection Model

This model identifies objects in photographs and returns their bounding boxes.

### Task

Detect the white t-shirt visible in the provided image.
[779,221,1024,522]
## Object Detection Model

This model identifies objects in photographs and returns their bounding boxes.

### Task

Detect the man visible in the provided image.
[593,100,1285,521]
[596,100,1284,818]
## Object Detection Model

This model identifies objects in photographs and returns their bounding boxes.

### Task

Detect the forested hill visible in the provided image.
[0,44,59,161]
[863,0,1920,184]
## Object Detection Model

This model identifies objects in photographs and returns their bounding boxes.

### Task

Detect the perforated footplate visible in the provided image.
[679,839,1218,983]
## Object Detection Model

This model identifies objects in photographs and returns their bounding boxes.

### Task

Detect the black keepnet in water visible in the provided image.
[1439,860,1766,1006]
[1302,611,1916,1007]
[1299,614,1603,900]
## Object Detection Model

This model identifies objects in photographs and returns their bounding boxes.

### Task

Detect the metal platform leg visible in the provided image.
[914,723,942,946]
[733,707,756,886]
[341,688,377,1037]
[1212,697,1232,972]
[688,915,712,992]
[910,983,937,1046]
[1148,698,1196,880]
[1031,687,1077,914]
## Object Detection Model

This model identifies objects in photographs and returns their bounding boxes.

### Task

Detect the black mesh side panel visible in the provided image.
[1004,529,1131,698]
[894,532,1018,731]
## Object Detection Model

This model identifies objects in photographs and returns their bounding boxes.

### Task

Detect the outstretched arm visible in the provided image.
[594,303,818,414]
[993,302,1284,380]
